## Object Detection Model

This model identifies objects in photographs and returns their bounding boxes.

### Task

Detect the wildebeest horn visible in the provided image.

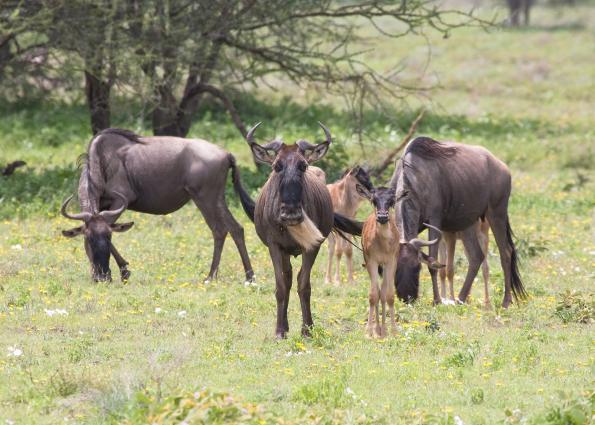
[408,222,443,250]
[98,192,127,220]
[246,122,262,144]
[61,195,93,222]
[318,122,332,145]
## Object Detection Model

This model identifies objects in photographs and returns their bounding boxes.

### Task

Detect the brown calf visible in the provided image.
[325,166,372,284]
[357,184,400,338]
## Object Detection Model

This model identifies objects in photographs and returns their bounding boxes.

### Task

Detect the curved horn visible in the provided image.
[61,195,92,222]
[98,192,127,220]
[408,222,443,250]
[318,122,332,145]
[246,122,262,144]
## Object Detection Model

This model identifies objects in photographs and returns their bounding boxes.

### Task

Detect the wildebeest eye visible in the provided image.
[274,162,283,172]
[298,161,307,172]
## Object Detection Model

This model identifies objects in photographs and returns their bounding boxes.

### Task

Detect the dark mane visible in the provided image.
[96,128,142,143]
[406,137,458,159]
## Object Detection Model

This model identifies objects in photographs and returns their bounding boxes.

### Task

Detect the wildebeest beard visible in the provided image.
[87,234,111,281]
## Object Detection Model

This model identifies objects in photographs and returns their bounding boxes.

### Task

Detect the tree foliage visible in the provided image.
[1,0,485,136]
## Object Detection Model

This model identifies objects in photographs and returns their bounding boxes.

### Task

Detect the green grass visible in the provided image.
[0,3,594,424]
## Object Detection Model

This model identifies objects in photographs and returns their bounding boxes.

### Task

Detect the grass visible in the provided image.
[0,3,594,424]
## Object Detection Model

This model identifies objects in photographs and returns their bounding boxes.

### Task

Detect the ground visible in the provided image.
[0,3,593,424]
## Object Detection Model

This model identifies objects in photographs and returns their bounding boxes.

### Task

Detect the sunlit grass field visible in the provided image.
[0,3,593,424]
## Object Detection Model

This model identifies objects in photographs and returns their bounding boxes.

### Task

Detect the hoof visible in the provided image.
[432,298,444,306]
[301,325,312,338]
[120,268,131,281]
[455,298,466,305]
[275,330,287,339]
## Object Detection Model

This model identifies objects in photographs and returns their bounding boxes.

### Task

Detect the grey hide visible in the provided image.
[61,128,254,283]
[390,136,527,308]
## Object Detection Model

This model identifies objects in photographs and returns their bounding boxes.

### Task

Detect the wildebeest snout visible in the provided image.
[279,203,304,225]
[376,210,389,224]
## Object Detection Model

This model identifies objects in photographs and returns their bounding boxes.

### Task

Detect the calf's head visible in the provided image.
[61,195,133,282]
[396,223,444,302]
[356,185,395,224]
[246,122,331,226]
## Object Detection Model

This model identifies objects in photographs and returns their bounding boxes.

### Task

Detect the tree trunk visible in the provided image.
[84,70,111,135]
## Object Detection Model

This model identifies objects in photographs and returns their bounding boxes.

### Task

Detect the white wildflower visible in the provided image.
[10,244,22,250]
[154,307,162,314]
[177,310,187,318]
[454,416,465,425]
[7,346,23,357]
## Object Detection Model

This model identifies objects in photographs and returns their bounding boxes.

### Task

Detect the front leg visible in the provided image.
[427,225,442,305]
[365,260,381,338]
[269,246,291,339]
[109,243,130,281]
[297,247,320,337]
[384,260,398,335]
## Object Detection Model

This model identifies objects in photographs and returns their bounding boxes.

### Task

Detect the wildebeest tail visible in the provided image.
[507,217,527,302]
[228,154,255,222]
[333,212,363,236]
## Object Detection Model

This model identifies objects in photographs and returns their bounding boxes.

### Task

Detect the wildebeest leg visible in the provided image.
[456,227,485,304]
[269,246,291,338]
[218,201,255,282]
[486,212,514,308]
[109,243,130,281]
[103,197,132,281]
[384,260,398,335]
[325,233,335,284]
[297,247,319,337]
[345,238,354,284]
[438,241,447,298]
[478,226,491,308]
[187,190,228,282]
[446,235,456,301]
[334,241,343,285]
[365,259,381,337]
[427,225,442,305]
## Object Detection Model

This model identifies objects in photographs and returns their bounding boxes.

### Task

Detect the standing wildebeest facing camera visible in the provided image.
[233,122,362,338]
[390,137,527,308]
[61,128,254,284]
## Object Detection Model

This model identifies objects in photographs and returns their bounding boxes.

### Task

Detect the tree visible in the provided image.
[1,1,486,136]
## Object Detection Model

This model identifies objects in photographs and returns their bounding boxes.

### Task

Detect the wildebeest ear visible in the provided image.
[355,183,373,201]
[300,141,330,163]
[62,226,84,238]
[111,222,134,232]
[250,144,277,165]
[419,251,445,269]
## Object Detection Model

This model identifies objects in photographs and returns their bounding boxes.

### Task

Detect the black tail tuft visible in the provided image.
[229,154,255,222]
[506,218,527,302]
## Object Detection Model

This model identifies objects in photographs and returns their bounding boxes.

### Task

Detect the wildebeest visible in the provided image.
[438,219,492,307]
[390,136,527,308]
[234,122,362,338]
[356,184,400,338]
[61,128,254,283]
[325,166,373,285]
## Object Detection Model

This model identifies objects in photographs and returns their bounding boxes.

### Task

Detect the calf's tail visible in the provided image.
[333,212,363,236]
[506,217,527,301]
[229,154,255,222]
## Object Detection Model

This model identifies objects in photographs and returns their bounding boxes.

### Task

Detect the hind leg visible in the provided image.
[325,233,336,284]
[456,227,485,304]
[219,201,254,283]
[345,237,354,284]
[187,188,228,283]
[478,224,491,308]
[334,242,343,285]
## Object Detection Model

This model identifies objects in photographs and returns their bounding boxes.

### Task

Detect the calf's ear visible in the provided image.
[111,222,134,232]
[355,183,373,201]
[62,226,84,238]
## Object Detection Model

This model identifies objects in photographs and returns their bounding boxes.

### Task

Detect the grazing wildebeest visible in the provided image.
[356,184,400,338]
[234,122,362,338]
[438,219,492,307]
[390,136,527,308]
[61,128,254,283]
[325,166,373,285]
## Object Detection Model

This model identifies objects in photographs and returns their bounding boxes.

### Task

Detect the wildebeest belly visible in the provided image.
[128,186,190,215]
[440,206,486,232]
